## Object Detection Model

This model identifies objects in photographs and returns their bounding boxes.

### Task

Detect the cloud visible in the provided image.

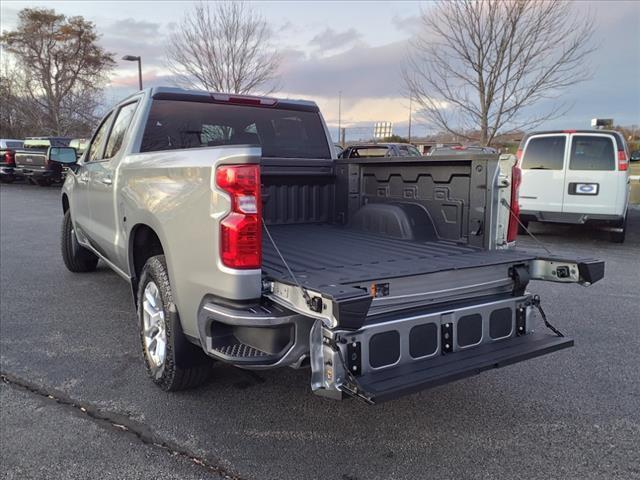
[280,39,409,99]
[99,18,168,69]
[391,13,423,34]
[308,27,362,51]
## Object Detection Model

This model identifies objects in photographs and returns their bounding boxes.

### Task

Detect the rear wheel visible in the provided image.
[0,175,14,184]
[610,214,627,243]
[138,255,211,391]
[518,219,530,234]
[61,210,99,272]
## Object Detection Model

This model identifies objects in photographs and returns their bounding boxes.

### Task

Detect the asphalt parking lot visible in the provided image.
[1,182,639,480]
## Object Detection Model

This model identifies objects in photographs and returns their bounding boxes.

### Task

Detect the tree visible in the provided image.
[404,0,596,146]
[1,8,114,137]
[166,1,281,94]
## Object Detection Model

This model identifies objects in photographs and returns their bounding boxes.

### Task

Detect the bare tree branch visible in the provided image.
[403,0,597,145]
[165,1,281,95]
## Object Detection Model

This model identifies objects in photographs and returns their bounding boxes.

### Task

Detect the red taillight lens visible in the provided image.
[216,164,261,269]
[4,151,15,166]
[617,150,629,171]
[507,165,521,243]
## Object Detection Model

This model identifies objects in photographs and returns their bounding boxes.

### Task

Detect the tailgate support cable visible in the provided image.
[501,198,553,255]
[262,220,314,309]
[531,294,565,338]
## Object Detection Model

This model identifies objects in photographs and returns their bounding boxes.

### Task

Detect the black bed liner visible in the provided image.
[262,224,536,289]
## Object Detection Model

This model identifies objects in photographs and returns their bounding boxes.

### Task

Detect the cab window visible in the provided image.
[569,135,615,171]
[521,136,566,170]
[87,113,113,162]
[104,102,139,159]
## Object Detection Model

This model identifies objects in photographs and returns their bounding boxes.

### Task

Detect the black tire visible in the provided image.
[610,214,627,243]
[36,178,52,187]
[518,219,530,234]
[61,210,99,272]
[137,255,211,391]
[0,176,14,184]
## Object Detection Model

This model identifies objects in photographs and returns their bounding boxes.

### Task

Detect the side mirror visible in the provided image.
[48,146,77,164]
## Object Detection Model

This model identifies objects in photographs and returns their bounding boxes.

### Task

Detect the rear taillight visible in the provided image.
[617,150,629,171]
[216,164,261,269]
[4,151,15,166]
[507,165,521,243]
[516,148,523,163]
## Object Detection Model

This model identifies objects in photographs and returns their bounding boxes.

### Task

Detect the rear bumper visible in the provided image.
[197,296,314,368]
[520,210,623,225]
[18,168,59,179]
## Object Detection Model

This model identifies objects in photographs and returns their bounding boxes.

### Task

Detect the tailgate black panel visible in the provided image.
[357,332,573,402]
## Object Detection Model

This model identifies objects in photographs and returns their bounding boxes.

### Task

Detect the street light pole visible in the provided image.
[408,96,413,143]
[338,90,342,146]
[122,55,143,90]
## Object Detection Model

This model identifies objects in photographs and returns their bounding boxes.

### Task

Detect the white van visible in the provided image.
[518,130,630,242]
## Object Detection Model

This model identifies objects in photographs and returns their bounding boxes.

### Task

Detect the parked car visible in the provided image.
[0,139,24,183]
[14,137,73,186]
[630,150,640,162]
[518,129,630,242]
[340,142,421,158]
[57,87,603,403]
[428,145,498,156]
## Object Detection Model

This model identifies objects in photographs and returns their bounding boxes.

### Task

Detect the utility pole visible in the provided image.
[408,95,413,143]
[338,91,342,146]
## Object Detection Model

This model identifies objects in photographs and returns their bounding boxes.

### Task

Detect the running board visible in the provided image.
[352,332,573,403]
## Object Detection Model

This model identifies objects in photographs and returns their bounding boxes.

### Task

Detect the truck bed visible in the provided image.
[262,224,536,290]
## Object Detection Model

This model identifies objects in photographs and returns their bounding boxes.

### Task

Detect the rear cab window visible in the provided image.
[521,135,566,170]
[140,100,331,159]
[349,147,389,158]
[569,135,615,171]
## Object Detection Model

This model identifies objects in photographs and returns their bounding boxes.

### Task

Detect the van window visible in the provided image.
[521,136,566,170]
[569,135,615,171]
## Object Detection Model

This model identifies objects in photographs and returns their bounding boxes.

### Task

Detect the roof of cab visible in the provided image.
[147,86,320,112]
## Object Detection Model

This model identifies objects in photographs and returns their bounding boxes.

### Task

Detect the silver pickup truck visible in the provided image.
[54,87,604,403]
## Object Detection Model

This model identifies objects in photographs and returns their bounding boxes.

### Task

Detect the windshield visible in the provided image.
[140,100,331,159]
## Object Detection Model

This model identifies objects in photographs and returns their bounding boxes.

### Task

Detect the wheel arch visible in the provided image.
[129,223,165,305]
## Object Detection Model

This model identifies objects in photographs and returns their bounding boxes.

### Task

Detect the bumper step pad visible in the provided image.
[212,343,269,359]
[355,332,573,403]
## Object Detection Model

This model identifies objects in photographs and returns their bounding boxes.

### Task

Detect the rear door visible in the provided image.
[519,134,568,213]
[562,133,621,216]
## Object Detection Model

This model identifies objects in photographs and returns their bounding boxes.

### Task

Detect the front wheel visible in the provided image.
[138,255,212,391]
[61,210,99,272]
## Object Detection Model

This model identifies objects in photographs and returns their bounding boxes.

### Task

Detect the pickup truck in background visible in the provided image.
[14,137,72,186]
[53,87,604,403]
[0,139,24,183]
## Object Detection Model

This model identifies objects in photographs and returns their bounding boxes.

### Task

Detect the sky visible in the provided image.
[2,0,640,140]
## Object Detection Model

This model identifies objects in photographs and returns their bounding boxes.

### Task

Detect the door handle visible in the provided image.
[101,177,113,185]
